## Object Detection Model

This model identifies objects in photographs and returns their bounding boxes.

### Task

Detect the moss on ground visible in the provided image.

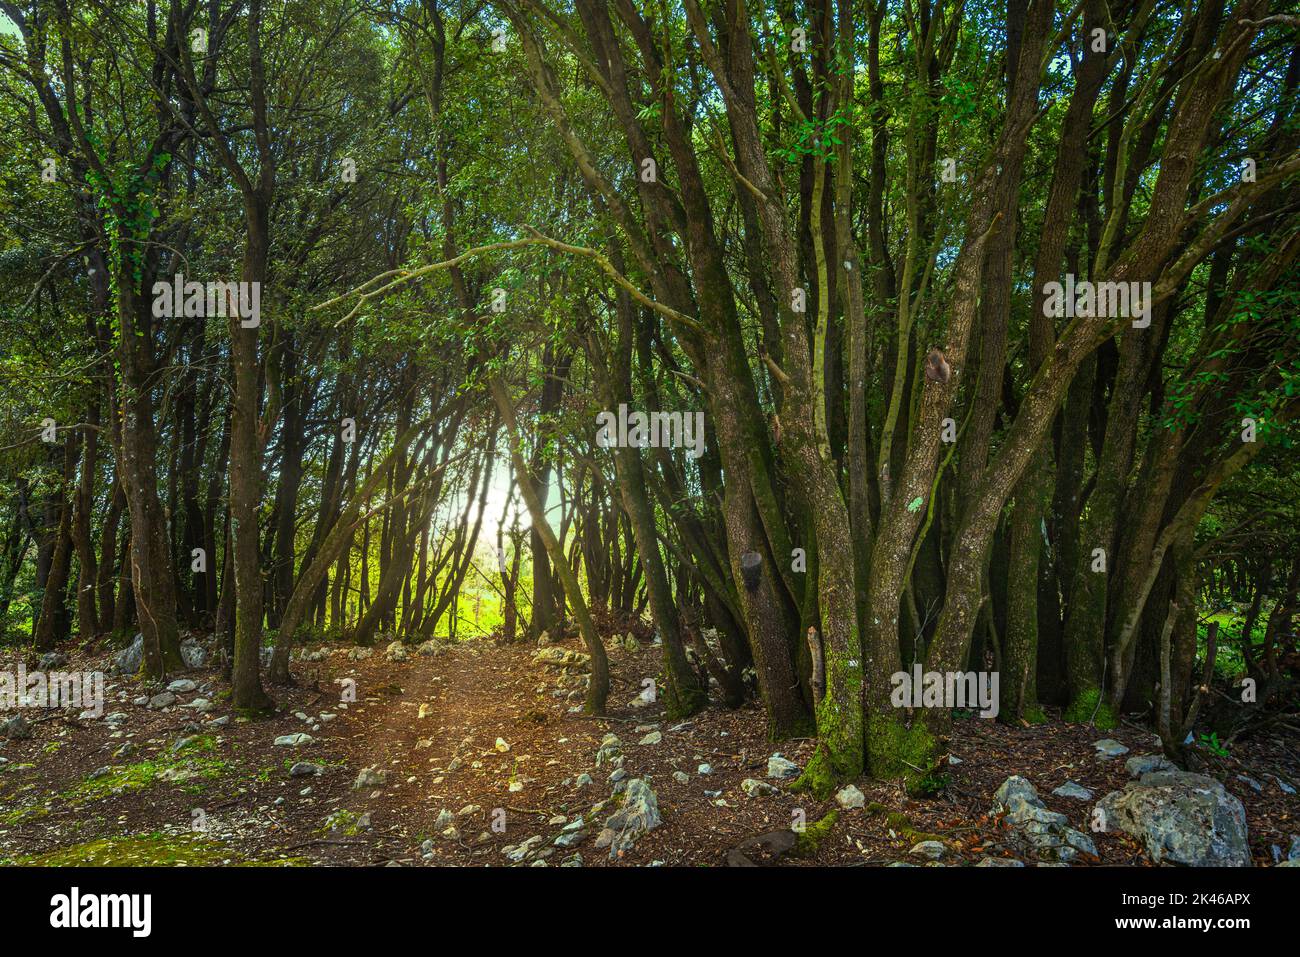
[10,832,308,866]
[793,809,839,858]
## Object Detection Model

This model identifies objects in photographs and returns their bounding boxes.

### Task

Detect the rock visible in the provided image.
[599,778,662,859]
[554,828,587,849]
[167,679,197,693]
[1125,754,1176,778]
[290,762,323,778]
[147,692,177,709]
[835,784,866,810]
[608,767,626,784]
[1052,781,1094,800]
[767,753,800,779]
[697,763,713,775]
[435,809,455,830]
[638,731,662,746]
[2,714,32,740]
[37,652,68,670]
[104,712,129,727]
[575,772,593,788]
[673,770,690,784]
[348,647,373,661]
[385,640,408,662]
[741,778,777,797]
[274,733,313,747]
[1094,738,1130,759]
[354,766,388,789]
[1289,835,1300,861]
[533,647,590,670]
[1236,774,1262,794]
[181,697,212,712]
[536,631,551,647]
[622,634,640,652]
[993,775,1041,809]
[503,835,544,863]
[1061,827,1098,858]
[416,640,443,657]
[991,776,1093,863]
[113,634,145,675]
[559,852,583,867]
[594,735,622,767]
[179,638,208,668]
[495,737,510,752]
[1094,770,1250,866]
[910,840,947,860]
[976,857,1025,867]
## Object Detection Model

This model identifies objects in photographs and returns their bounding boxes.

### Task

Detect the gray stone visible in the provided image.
[503,835,544,862]
[741,778,778,797]
[1125,754,1177,778]
[554,829,587,848]
[993,775,1041,810]
[1094,770,1250,866]
[672,770,690,784]
[991,775,1092,863]
[638,730,662,746]
[600,778,662,859]
[767,753,800,779]
[1094,738,1130,759]
[353,765,388,789]
[1051,780,1094,800]
[179,639,208,668]
[147,692,177,709]
[2,714,32,740]
[976,857,1024,867]
[167,679,197,693]
[113,635,145,675]
[290,762,323,778]
[835,784,866,810]
[274,732,313,747]
[385,640,408,662]
[37,652,68,670]
[910,840,947,860]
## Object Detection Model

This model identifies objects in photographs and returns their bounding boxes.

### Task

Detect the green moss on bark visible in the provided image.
[867,714,945,796]
[793,809,839,858]
[1064,687,1118,729]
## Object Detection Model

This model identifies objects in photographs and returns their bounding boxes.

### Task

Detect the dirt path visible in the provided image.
[2,632,1296,866]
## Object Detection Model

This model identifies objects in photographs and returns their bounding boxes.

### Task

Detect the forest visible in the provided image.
[0,0,1297,874]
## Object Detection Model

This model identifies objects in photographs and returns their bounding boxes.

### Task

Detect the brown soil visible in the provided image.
[1,632,1295,867]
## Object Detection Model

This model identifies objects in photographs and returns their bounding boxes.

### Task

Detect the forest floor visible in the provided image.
[1,629,1296,867]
